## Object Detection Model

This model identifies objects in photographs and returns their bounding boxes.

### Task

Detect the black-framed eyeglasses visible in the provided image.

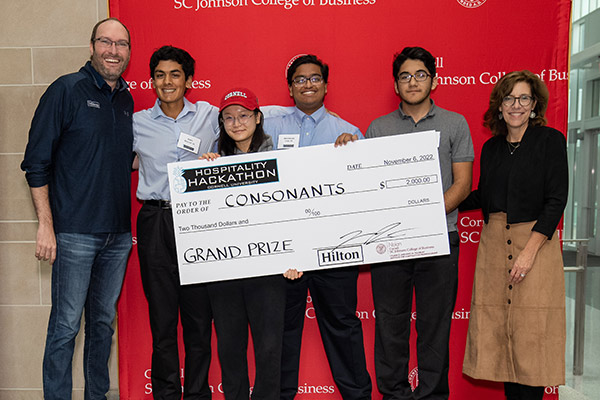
[397,70,431,83]
[502,95,533,107]
[291,75,324,87]
[94,37,130,50]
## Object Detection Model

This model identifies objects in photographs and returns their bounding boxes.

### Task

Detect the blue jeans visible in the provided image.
[43,232,131,400]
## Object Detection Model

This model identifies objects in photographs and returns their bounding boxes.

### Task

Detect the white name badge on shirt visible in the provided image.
[177,132,201,154]
[277,134,300,149]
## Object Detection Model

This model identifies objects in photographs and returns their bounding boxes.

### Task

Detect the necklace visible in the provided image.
[507,141,521,155]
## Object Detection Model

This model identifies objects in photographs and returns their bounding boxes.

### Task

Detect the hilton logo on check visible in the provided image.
[182,159,279,192]
[317,246,364,267]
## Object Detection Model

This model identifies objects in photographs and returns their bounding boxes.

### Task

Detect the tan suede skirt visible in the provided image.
[462,213,566,386]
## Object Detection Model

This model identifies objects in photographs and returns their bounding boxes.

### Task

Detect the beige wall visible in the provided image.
[0,1,122,399]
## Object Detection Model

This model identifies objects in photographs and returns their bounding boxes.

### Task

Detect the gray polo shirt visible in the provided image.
[365,100,474,232]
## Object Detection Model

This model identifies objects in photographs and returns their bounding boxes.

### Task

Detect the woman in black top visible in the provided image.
[461,71,568,400]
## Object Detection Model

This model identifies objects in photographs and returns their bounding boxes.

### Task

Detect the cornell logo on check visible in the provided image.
[317,246,364,267]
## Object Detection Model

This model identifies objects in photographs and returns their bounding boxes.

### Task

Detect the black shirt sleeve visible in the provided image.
[531,128,568,239]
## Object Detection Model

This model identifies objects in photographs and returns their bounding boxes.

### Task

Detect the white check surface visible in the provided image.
[168,130,449,284]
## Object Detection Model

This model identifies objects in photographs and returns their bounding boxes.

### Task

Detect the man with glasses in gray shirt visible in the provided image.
[366,46,474,400]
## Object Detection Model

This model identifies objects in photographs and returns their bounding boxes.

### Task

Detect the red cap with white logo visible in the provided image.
[219,87,259,112]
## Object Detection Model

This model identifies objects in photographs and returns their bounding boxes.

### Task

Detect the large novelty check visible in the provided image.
[168,131,449,284]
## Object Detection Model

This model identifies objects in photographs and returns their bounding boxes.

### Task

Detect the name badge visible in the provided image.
[177,132,201,154]
[278,134,300,149]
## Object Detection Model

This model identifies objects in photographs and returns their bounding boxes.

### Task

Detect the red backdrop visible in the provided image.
[111,0,571,398]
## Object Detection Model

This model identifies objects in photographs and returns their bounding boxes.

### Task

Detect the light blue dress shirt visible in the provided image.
[133,98,219,200]
[264,105,363,148]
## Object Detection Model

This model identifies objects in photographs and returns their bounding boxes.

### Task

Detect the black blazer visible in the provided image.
[460,125,568,239]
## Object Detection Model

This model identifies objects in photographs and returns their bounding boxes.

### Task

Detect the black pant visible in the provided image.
[504,383,545,400]
[281,267,372,400]
[137,204,212,400]
[370,232,459,400]
[208,275,286,400]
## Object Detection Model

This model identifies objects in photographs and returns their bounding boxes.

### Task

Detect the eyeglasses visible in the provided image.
[397,70,431,83]
[94,37,130,50]
[291,75,324,87]
[502,95,533,107]
[222,112,255,126]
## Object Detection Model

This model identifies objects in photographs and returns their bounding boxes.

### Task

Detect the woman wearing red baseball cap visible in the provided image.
[202,87,273,158]
[201,87,284,400]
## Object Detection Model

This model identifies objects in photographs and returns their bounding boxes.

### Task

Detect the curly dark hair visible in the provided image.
[483,70,548,137]
[286,54,329,85]
[149,45,195,80]
[392,47,436,80]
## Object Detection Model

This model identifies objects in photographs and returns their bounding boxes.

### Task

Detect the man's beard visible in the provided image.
[90,50,129,83]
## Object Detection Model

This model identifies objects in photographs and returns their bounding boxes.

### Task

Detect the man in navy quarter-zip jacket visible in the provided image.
[21,18,134,400]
